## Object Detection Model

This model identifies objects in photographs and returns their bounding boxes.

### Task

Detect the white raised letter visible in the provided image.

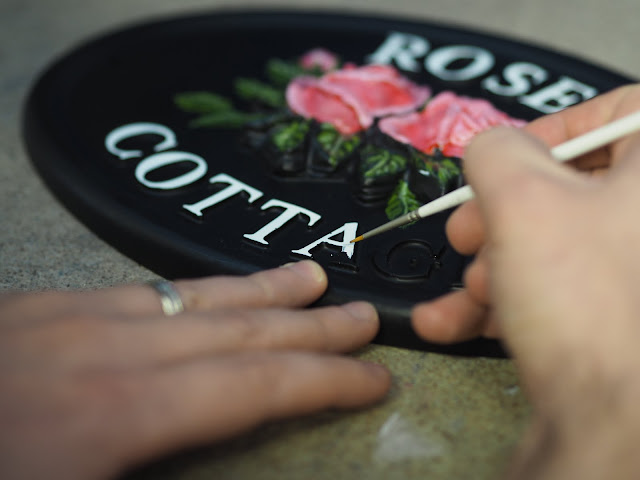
[105,122,177,160]
[291,222,359,259]
[519,76,598,113]
[365,32,430,72]
[182,173,263,216]
[425,45,494,81]
[244,199,321,245]
[482,62,548,96]
[135,151,207,190]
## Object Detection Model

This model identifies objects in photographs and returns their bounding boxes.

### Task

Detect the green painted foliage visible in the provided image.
[189,111,263,128]
[234,78,285,108]
[385,179,421,221]
[271,120,311,151]
[360,146,408,180]
[173,91,233,113]
[414,153,461,189]
[266,58,312,86]
[437,158,461,185]
[316,123,361,167]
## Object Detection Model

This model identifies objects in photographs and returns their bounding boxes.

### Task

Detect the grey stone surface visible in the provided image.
[1,0,637,478]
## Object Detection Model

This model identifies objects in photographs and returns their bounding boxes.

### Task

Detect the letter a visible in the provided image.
[291,222,359,259]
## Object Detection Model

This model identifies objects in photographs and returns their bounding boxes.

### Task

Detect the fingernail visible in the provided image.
[280,260,326,283]
[364,362,392,382]
[343,301,378,323]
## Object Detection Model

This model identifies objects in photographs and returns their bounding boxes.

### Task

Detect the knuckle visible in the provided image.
[302,310,334,352]
[247,275,277,305]
[240,354,290,408]
[491,173,551,223]
[248,354,315,413]
[174,279,205,310]
[466,126,513,158]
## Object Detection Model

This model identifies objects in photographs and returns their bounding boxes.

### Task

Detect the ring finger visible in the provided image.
[0,261,328,325]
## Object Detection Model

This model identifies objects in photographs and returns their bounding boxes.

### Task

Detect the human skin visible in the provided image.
[5,85,640,480]
[413,84,640,478]
[412,84,640,343]
[0,260,391,480]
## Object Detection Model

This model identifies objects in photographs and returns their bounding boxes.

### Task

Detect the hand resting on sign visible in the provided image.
[0,260,390,480]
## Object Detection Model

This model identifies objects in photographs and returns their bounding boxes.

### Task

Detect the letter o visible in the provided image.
[135,151,208,190]
[105,122,177,160]
[425,45,495,81]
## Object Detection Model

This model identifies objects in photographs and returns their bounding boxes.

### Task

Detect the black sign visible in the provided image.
[23,10,632,356]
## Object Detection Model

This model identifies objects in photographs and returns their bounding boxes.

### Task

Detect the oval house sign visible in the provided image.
[23,10,633,356]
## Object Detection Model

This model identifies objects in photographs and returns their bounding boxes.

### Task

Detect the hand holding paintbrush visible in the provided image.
[409,86,640,478]
[351,109,640,244]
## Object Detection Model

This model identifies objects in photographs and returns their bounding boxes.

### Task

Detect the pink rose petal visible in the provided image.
[285,64,431,135]
[299,48,339,72]
[322,65,431,117]
[286,76,372,135]
[379,91,526,157]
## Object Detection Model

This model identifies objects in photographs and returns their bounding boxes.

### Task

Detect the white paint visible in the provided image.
[243,199,321,245]
[365,31,599,114]
[105,122,177,160]
[104,123,362,261]
[135,151,208,190]
[182,173,264,216]
[425,45,495,82]
[291,222,358,259]
[365,31,430,72]
[482,62,548,96]
[519,76,598,113]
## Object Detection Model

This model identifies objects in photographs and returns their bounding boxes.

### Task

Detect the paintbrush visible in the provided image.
[350,109,640,244]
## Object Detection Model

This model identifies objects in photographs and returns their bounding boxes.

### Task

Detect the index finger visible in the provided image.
[525,84,640,147]
[525,85,640,173]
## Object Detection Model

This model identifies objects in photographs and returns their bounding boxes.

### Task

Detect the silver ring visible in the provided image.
[148,280,184,316]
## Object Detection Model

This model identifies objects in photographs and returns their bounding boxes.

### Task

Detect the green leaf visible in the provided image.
[234,77,285,108]
[385,179,421,221]
[412,152,434,175]
[413,152,461,190]
[265,58,310,86]
[271,120,311,151]
[316,123,361,167]
[189,111,264,128]
[174,91,233,113]
[360,146,407,180]
[437,158,461,185]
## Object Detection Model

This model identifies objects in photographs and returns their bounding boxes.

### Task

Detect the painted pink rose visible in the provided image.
[378,91,527,157]
[299,48,339,72]
[286,64,431,135]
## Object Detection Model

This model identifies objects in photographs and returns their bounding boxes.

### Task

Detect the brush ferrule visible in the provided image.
[408,210,421,222]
